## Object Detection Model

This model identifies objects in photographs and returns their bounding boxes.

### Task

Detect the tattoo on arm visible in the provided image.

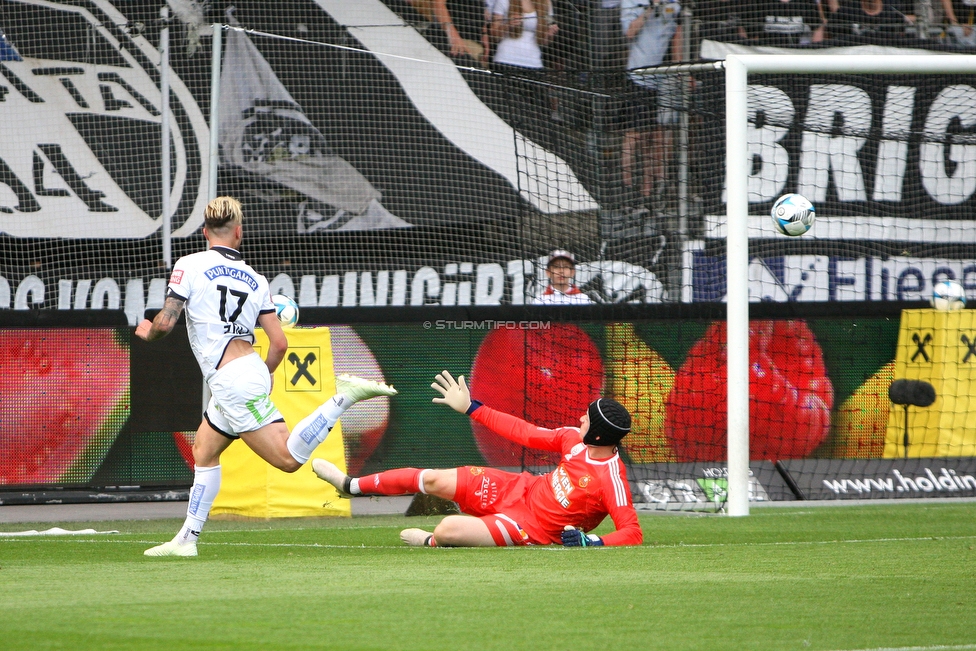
[148,296,185,340]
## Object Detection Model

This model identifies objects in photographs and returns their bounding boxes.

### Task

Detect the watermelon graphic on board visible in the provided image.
[0,329,129,485]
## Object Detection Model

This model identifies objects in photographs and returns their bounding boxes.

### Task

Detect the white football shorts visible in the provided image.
[205,352,284,438]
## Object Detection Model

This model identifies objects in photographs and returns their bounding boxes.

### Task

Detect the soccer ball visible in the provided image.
[931,280,966,311]
[272,294,300,327]
[770,193,816,236]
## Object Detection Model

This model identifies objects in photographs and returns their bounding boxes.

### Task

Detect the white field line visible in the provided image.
[666,534,976,549]
[2,534,975,550]
[202,524,401,533]
[0,537,407,549]
[827,645,976,651]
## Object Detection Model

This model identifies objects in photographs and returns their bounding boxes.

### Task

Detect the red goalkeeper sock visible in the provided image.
[355,468,424,495]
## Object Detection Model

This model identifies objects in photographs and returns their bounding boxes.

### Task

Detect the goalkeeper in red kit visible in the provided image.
[312,371,643,548]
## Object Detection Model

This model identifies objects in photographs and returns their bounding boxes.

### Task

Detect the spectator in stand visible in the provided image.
[590,0,629,70]
[488,0,559,139]
[489,0,559,71]
[942,0,976,46]
[696,0,752,42]
[740,0,829,45]
[417,0,491,65]
[533,249,592,305]
[826,0,914,43]
[620,0,683,216]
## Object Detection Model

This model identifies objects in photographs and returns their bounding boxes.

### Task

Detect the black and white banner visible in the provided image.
[0,256,667,324]
[0,0,210,238]
[701,40,976,236]
[690,41,976,304]
[218,12,409,232]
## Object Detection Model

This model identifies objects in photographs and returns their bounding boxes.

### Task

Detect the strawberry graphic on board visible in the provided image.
[666,320,833,461]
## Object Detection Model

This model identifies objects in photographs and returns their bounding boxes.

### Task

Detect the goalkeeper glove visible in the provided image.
[431,370,472,414]
[561,526,604,547]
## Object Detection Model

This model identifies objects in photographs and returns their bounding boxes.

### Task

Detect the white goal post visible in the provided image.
[724,54,976,516]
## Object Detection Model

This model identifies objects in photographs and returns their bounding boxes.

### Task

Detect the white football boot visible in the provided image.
[144,540,198,557]
[335,374,397,403]
[311,458,354,498]
[400,528,434,547]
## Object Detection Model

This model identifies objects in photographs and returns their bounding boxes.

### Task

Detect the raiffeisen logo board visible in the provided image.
[0,0,210,238]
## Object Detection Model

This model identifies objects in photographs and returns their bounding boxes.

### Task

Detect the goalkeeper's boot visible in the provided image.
[335,374,397,404]
[400,528,434,547]
[144,539,197,557]
[311,458,355,498]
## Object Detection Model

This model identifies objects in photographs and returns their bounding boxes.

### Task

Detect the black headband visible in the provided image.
[583,398,631,446]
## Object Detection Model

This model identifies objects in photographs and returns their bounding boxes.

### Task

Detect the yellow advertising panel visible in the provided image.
[885,309,976,458]
[211,327,351,518]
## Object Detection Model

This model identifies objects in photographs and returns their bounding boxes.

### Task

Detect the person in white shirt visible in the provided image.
[620,0,683,212]
[489,0,558,69]
[487,0,559,144]
[533,249,592,305]
[135,196,396,557]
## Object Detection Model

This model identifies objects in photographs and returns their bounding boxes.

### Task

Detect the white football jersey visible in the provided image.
[167,245,275,379]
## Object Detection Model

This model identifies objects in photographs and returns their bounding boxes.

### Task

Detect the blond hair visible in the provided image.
[204,196,243,234]
[506,0,551,42]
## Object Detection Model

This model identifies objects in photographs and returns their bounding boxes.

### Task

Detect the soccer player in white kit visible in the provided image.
[135,197,396,557]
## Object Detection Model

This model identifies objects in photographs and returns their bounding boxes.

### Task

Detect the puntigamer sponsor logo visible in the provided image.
[822,466,976,495]
[204,266,260,291]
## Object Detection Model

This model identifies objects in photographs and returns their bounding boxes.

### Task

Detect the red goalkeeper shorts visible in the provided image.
[452,466,546,546]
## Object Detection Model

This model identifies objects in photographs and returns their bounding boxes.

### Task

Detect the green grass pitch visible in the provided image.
[1,502,975,651]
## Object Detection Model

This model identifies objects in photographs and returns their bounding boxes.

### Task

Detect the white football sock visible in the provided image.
[349,478,361,495]
[174,465,221,545]
[286,395,350,464]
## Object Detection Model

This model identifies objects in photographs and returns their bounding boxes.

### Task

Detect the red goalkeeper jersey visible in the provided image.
[469,405,643,546]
